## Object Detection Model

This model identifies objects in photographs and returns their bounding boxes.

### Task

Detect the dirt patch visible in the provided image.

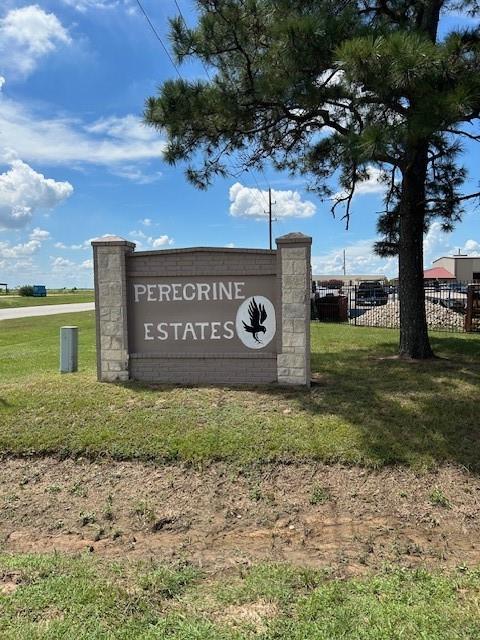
[0,458,480,576]
[0,570,22,594]
[216,600,279,633]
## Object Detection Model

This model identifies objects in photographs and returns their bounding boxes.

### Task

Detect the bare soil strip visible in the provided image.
[1,458,479,576]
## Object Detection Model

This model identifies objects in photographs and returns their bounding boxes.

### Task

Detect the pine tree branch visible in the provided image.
[424,190,480,204]
[446,128,480,142]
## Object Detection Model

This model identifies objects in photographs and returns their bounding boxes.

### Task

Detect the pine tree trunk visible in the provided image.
[398,145,434,359]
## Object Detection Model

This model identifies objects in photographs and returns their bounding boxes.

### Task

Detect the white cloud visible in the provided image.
[140,218,152,226]
[354,167,386,196]
[0,159,73,229]
[0,95,166,179]
[81,258,93,269]
[29,227,50,241]
[54,241,84,250]
[0,239,41,259]
[312,226,480,281]
[61,0,133,12]
[423,222,450,261]
[0,5,71,78]
[152,235,173,248]
[51,256,75,270]
[12,258,34,270]
[229,182,316,220]
[0,77,5,91]
[127,230,173,249]
[129,229,147,239]
[423,223,480,262]
[225,242,235,248]
[81,233,115,249]
[464,239,480,255]
[312,239,396,278]
[333,166,386,203]
[110,165,162,184]
[85,114,155,142]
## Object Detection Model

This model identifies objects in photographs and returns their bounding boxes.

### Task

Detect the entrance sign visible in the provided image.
[92,233,311,386]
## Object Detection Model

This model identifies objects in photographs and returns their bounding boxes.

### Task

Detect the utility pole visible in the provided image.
[264,187,276,250]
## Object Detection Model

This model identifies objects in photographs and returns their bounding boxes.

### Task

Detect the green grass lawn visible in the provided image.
[0,312,479,469]
[0,291,94,309]
[1,554,479,639]
[1,317,480,637]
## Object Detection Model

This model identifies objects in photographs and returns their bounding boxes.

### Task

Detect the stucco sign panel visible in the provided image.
[127,276,277,355]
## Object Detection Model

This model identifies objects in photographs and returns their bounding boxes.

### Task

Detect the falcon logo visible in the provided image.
[236,295,276,350]
[242,297,267,343]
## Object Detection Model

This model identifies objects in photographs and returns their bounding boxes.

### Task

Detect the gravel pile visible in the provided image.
[356,300,465,330]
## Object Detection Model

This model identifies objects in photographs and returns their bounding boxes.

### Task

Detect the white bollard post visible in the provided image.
[60,326,78,373]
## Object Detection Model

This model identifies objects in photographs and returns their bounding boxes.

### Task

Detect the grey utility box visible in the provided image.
[60,326,78,373]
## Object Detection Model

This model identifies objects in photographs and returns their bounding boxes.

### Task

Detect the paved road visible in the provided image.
[0,302,95,321]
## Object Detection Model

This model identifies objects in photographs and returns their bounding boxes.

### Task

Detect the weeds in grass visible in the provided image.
[103,495,114,522]
[45,484,61,494]
[79,511,97,526]
[429,488,451,508]
[249,485,263,502]
[133,500,156,524]
[310,485,330,505]
[69,482,88,498]
[137,563,199,600]
[94,528,106,542]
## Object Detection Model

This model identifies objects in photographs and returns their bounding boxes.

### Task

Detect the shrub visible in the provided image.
[18,285,34,297]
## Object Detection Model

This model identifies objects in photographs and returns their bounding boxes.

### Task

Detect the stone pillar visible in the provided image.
[276,232,312,387]
[91,236,135,382]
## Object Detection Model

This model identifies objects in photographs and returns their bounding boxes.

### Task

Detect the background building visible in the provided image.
[432,254,480,283]
[423,267,456,285]
[312,274,387,287]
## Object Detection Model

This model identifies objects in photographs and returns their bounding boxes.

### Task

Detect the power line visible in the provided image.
[174,0,272,227]
[138,0,274,244]
[135,0,182,79]
[173,0,212,81]
[246,168,269,209]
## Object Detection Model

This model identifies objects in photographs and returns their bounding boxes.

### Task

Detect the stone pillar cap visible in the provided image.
[276,232,312,245]
[91,236,136,248]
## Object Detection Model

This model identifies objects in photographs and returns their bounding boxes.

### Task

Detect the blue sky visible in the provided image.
[0,1,478,288]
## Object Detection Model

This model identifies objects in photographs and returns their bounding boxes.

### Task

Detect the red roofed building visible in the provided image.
[423,266,455,282]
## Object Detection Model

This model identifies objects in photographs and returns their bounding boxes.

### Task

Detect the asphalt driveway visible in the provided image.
[0,302,95,321]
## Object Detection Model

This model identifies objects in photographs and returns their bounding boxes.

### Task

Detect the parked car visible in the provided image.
[425,287,467,312]
[355,281,388,306]
[447,283,468,294]
[440,298,466,311]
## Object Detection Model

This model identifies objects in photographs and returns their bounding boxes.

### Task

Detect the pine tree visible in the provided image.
[144,0,480,358]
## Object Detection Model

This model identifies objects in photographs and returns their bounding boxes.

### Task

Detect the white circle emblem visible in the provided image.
[236,296,276,349]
